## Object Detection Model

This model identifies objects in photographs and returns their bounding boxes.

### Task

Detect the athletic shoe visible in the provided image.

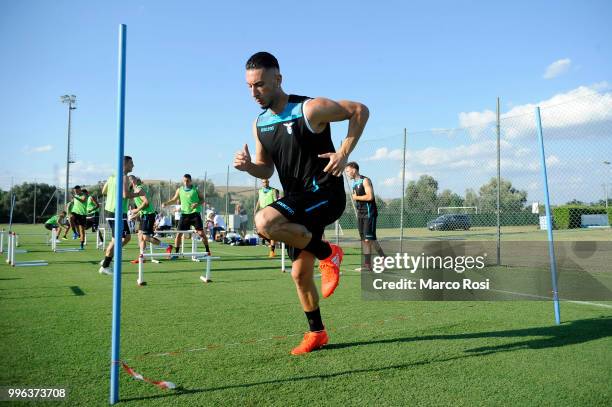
[291,330,329,355]
[62,237,68,241]
[206,251,212,257]
[268,251,276,258]
[98,266,112,275]
[319,243,343,298]
[165,245,174,260]
[130,258,145,264]
[199,276,212,283]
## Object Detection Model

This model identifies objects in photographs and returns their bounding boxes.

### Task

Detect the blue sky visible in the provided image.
[1,0,611,203]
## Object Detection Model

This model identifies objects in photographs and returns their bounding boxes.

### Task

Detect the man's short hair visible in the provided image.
[74,185,81,190]
[81,189,88,194]
[246,52,279,71]
[183,174,192,180]
[346,162,360,171]
[124,155,132,161]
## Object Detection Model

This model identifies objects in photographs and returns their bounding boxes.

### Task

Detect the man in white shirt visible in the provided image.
[212,211,226,241]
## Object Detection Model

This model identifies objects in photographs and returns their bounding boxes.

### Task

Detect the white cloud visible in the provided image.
[56,161,114,186]
[367,147,404,161]
[543,58,571,79]
[457,84,612,140]
[23,145,53,154]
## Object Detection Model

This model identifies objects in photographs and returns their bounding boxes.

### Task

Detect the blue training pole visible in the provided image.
[110,23,127,405]
[535,107,561,325]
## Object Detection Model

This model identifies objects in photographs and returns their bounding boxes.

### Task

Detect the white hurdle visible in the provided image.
[50,229,83,252]
[96,227,106,250]
[136,250,220,286]
[147,229,206,262]
[281,242,286,272]
[0,229,5,254]
[5,232,47,267]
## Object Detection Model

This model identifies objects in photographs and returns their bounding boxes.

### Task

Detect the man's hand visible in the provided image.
[234,144,252,172]
[318,152,348,177]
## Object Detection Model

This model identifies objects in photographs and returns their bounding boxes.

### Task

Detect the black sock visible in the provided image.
[175,246,180,253]
[102,256,112,268]
[304,238,331,260]
[270,243,275,252]
[205,244,210,252]
[305,308,324,332]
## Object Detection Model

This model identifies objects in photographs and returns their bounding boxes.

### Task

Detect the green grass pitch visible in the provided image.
[1,224,611,406]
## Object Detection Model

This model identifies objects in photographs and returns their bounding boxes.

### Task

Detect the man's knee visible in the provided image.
[255,209,280,238]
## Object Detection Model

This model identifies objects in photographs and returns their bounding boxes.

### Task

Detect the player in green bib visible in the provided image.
[162,173,211,260]
[69,185,89,249]
[44,211,69,240]
[99,155,138,275]
[128,176,173,264]
[254,178,280,257]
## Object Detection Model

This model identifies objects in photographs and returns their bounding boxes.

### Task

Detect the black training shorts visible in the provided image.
[358,215,378,241]
[179,212,204,231]
[71,212,87,227]
[105,211,130,237]
[140,213,157,236]
[269,188,346,260]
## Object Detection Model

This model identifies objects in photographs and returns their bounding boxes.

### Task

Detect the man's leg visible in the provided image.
[195,229,211,255]
[269,239,276,257]
[255,206,342,298]
[290,251,329,355]
[78,222,86,249]
[174,233,183,255]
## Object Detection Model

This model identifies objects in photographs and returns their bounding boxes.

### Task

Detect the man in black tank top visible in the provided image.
[234,52,369,355]
[345,162,385,271]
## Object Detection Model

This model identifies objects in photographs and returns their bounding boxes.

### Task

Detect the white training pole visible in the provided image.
[6,233,13,265]
[191,235,196,261]
[281,242,286,272]
[137,252,145,286]
[10,233,15,266]
[52,229,57,251]
[0,229,4,254]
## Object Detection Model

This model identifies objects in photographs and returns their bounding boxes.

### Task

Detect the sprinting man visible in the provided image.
[234,52,368,354]
[44,211,69,240]
[99,155,136,275]
[128,176,173,263]
[64,200,77,240]
[83,189,100,232]
[254,178,280,257]
[162,174,211,258]
[69,186,88,250]
[345,162,385,270]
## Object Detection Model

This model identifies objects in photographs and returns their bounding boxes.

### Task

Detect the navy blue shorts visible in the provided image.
[269,188,345,260]
[105,211,130,237]
[358,215,377,240]
[140,213,156,235]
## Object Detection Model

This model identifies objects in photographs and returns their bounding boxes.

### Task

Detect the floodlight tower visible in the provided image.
[60,94,77,206]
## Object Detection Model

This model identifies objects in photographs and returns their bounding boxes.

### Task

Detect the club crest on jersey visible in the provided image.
[283,121,294,134]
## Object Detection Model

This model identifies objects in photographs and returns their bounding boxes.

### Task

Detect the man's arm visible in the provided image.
[162,188,181,207]
[233,119,274,179]
[90,196,100,210]
[192,189,205,210]
[132,188,148,213]
[101,181,108,195]
[304,98,369,176]
[354,178,374,202]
